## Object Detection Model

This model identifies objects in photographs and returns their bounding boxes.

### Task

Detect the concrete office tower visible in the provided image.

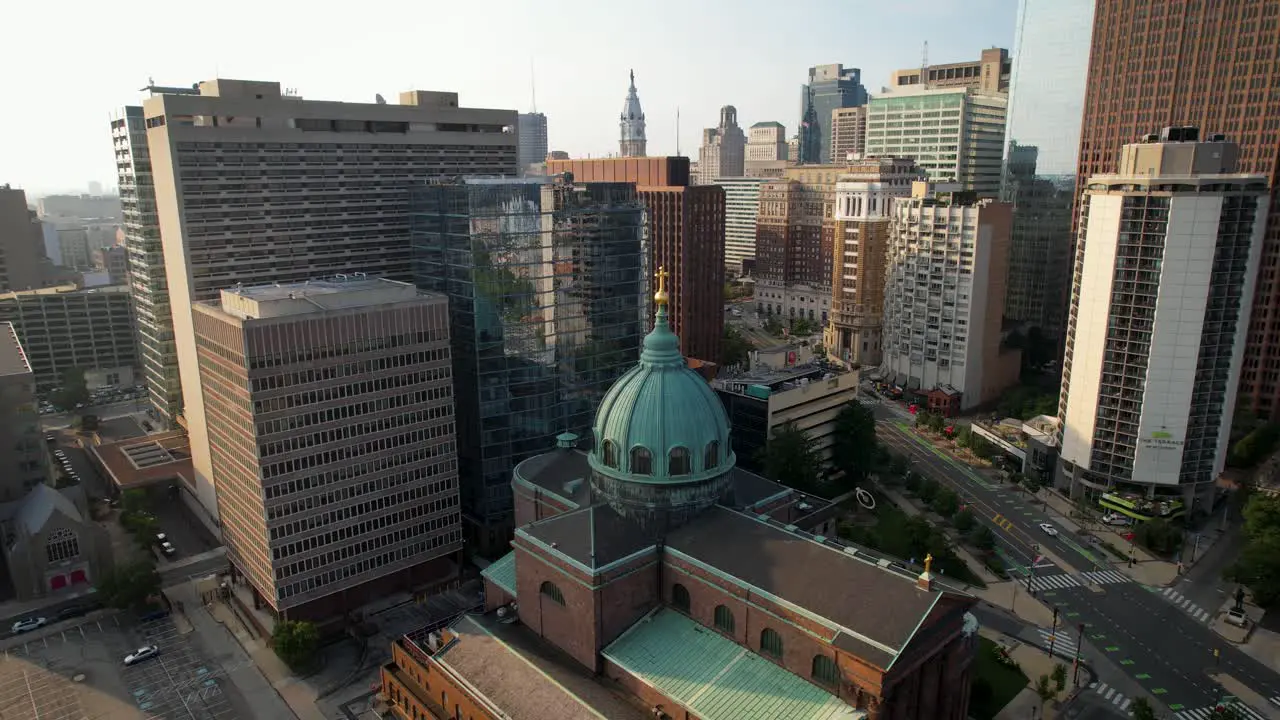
[830,107,867,163]
[0,187,45,293]
[619,70,647,157]
[410,176,648,553]
[143,78,516,522]
[696,106,746,184]
[1079,1,1280,418]
[866,87,1007,198]
[1057,133,1268,511]
[0,322,47,502]
[36,195,121,222]
[890,48,1011,94]
[191,277,460,620]
[798,65,868,165]
[517,112,548,175]
[881,182,1019,411]
[714,177,765,276]
[826,158,925,367]
[745,121,789,178]
[544,157,725,362]
[0,285,137,392]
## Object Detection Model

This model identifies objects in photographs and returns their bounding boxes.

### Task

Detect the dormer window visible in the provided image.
[704,441,720,470]
[630,446,652,475]
[601,440,618,469]
[669,447,691,476]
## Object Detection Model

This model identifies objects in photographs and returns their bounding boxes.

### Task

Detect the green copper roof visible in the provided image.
[603,608,863,720]
[481,550,517,596]
[589,303,735,485]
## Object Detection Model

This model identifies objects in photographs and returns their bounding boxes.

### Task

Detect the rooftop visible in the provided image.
[89,430,194,492]
[603,608,862,720]
[715,364,846,396]
[480,551,517,596]
[0,322,32,377]
[518,504,655,571]
[0,283,131,302]
[211,276,430,320]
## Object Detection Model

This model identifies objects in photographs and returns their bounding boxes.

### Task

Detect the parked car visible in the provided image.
[1039,523,1060,537]
[11,617,46,634]
[55,605,90,622]
[124,645,160,666]
[1101,513,1133,527]
[160,541,176,557]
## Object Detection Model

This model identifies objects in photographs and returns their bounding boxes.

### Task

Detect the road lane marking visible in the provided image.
[1135,673,1150,679]
[1105,646,1120,652]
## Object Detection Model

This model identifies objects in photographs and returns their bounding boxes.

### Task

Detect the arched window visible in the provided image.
[46,528,79,563]
[668,447,691,475]
[704,441,719,470]
[713,605,735,634]
[630,446,652,475]
[812,654,840,686]
[601,440,618,469]
[671,583,691,613]
[760,628,783,659]
[540,580,565,606]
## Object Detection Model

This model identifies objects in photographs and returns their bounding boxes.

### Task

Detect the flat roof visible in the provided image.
[211,276,431,320]
[480,551,517,596]
[0,322,32,377]
[0,284,131,302]
[604,608,861,720]
[90,430,195,491]
[518,504,654,571]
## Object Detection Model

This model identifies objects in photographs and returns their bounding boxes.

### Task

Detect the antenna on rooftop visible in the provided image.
[921,41,929,88]
[676,107,681,156]
[529,57,538,113]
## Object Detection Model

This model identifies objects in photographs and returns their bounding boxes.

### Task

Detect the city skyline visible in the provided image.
[3,0,1016,194]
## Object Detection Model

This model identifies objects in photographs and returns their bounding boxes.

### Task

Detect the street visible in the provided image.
[40,399,150,430]
[872,403,1280,717]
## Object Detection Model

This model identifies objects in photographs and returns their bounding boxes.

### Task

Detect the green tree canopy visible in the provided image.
[272,619,320,671]
[97,560,161,610]
[758,422,827,496]
[1227,493,1280,607]
[1130,697,1156,720]
[831,402,877,490]
[52,367,89,410]
[720,326,752,368]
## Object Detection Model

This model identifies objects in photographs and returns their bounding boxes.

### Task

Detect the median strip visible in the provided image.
[890,422,997,489]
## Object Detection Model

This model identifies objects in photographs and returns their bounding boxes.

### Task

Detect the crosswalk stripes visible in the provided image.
[1036,627,1077,659]
[1157,586,1214,623]
[1028,573,1083,592]
[1174,703,1267,719]
[1080,569,1131,585]
[1086,682,1133,713]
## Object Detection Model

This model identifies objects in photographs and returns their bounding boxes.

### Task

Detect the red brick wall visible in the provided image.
[597,557,660,648]
[603,657,698,720]
[482,576,514,612]
[512,543,599,671]
[383,641,497,720]
[512,483,576,528]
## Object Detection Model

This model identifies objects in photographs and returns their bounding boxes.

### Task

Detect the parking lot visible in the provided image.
[0,613,249,720]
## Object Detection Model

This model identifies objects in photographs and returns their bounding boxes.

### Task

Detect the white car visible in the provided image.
[1039,523,1059,537]
[160,541,176,557]
[11,617,46,634]
[124,645,160,666]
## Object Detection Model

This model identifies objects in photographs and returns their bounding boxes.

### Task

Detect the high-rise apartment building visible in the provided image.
[191,277,460,620]
[0,187,44,294]
[0,285,137,392]
[696,106,746,184]
[1057,133,1267,511]
[517,112,548,175]
[830,107,867,164]
[545,157,725,362]
[410,177,648,553]
[714,177,765,276]
[1078,0,1280,418]
[754,166,844,324]
[866,88,1007,198]
[0,322,46,502]
[142,78,516,521]
[889,48,1011,94]
[798,65,868,165]
[619,70,647,157]
[881,183,1019,411]
[1001,1,1093,343]
[826,158,924,367]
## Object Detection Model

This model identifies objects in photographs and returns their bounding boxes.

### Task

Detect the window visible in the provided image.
[812,654,840,686]
[704,441,719,470]
[760,628,783,659]
[46,528,79,563]
[713,604,735,634]
[602,440,618,469]
[630,446,652,475]
[540,580,565,606]
[672,583,691,612]
[668,447,691,475]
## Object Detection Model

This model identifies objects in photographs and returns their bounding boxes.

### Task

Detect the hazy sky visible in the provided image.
[3,0,1016,195]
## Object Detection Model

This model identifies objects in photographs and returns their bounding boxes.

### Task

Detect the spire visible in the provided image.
[619,70,647,157]
[629,68,635,90]
[641,266,682,367]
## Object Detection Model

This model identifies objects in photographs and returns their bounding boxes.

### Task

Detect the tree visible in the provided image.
[721,326,752,368]
[969,526,997,555]
[1034,673,1056,711]
[917,477,939,504]
[97,560,161,610]
[272,619,320,671]
[1227,493,1280,607]
[1130,697,1156,720]
[931,488,960,517]
[970,436,996,461]
[955,426,973,448]
[889,455,910,477]
[1135,518,1183,555]
[831,403,877,489]
[953,509,976,534]
[903,471,922,494]
[1051,663,1067,693]
[759,423,827,496]
[1228,422,1280,468]
[763,316,785,336]
[52,367,89,411]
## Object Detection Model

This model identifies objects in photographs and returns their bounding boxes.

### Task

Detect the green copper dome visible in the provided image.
[588,275,735,486]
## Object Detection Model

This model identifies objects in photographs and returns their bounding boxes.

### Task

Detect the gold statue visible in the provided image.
[654,266,670,306]
[923,553,934,575]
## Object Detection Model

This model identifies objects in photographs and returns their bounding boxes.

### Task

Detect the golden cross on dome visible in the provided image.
[924,553,934,575]
[654,266,670,305]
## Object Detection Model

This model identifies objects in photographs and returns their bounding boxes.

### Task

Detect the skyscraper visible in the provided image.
[754,166,842,324]
[410,176,648,553]
[889,48,1011,95]
[714,177,765,276]
[517,112,548,175]
[1058,133,1267,512]
[142,79,517,522]
[1001,1,1093,343]
[829,106,867,164]
[619,70,647,157]
[696,106,746,183]
[192,277,460,620]
[1078,0,1280,417]
[798,65,868,165]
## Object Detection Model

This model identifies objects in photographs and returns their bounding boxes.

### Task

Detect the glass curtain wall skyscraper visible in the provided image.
[799,65,868,165]
[1001,0,1094,347]
[410,177,648,553]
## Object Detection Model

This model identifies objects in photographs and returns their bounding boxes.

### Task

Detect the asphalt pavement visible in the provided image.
[39,398,149,430]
